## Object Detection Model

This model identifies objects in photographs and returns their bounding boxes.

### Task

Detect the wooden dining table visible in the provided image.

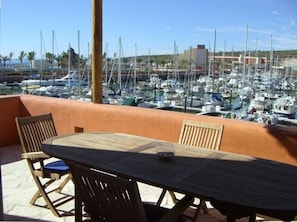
[41,132,297,221]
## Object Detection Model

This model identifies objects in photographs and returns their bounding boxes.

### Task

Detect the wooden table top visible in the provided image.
[42,132,297,218]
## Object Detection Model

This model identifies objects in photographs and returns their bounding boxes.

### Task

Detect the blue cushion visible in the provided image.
[45,160,69,171]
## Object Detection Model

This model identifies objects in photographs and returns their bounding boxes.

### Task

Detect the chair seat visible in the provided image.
[45,160,69,171]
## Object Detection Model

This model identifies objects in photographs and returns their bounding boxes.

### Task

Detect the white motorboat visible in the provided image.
[272,96,297,119]
[20,79,51,88]
[50,70,87,87]
[248,92,272,112]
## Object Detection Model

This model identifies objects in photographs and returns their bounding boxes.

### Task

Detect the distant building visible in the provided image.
[195,45,208,72]
[32,59,50,72]
[177,44,208,73]
[177,48,195,68]
[13,63,31,72]
[172,44,295,76]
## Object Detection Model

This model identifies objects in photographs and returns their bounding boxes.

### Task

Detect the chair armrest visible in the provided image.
[22,152,50,159]
[159,195,194,222]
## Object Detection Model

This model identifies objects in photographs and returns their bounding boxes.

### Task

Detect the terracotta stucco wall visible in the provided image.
[1,94,297,166]
[0,95,27,146]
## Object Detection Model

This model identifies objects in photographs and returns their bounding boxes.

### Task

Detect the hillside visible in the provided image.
[124,49,297,65]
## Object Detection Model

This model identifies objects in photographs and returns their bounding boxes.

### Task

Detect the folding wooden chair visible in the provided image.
[157,119,224,221]
[178,119,223,150]
[15,113,74,217]
[67,161,193,222]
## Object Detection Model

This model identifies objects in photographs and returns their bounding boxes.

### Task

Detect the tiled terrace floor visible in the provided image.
[0,145,292,221]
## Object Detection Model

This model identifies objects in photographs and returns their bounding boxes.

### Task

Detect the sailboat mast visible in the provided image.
[212,29,216,92]
[78,30,81,94]
[269,35,273,75]
[253,37,258,89]
[104,43,108,83]
[173,41,178,81]
[269,35,273,100]
[118,37,122,91]
[208,41,211,79]
[243,25,248,83]
[40,30,43,85]
[147,49,151,78]
[188,46,192,87]
[88,42,90,88]
[78,30,80,74]
[222,40,226,77]
[134,44,137,91]
[255,38,258,72]
[52,31,54,76]
[68,43,71,90]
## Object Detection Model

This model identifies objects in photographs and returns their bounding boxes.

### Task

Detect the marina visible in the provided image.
[1,43,297,128]
[1,68,297,128]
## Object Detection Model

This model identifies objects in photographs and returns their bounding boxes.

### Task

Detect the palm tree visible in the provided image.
[45,52,55,65]
[2,56,9,72]
[18,51,26,64]
[9,52,14,66]
[56,55,63,74]
[79,55,87,69]
[27,51,36,73]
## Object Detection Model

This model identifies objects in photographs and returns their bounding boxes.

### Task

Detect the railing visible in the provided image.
[1,94,297,166]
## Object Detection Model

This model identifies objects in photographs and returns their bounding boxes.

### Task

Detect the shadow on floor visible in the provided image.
[3,213,54,221]
[0,145,22,165]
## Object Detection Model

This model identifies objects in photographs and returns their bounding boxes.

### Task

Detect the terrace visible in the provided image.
[1,94,297,221]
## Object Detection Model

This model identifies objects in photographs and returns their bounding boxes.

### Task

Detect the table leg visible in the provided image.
[249,213,256,222]
[75,184,82,222]
[156,189,167,206]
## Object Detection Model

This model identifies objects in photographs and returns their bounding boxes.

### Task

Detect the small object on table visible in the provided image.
[156,142,175,161]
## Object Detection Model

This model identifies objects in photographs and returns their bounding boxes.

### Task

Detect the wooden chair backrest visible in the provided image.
[15,113,57,154]
[68,162,148,222]
[178,119,224,150]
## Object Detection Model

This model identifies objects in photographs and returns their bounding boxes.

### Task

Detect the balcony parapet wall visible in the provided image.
[1,94,297,166]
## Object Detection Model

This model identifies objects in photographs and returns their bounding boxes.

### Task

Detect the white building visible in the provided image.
[32,59,50,72]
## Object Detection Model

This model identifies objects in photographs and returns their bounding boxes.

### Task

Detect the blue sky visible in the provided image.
[1,0,296,59]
